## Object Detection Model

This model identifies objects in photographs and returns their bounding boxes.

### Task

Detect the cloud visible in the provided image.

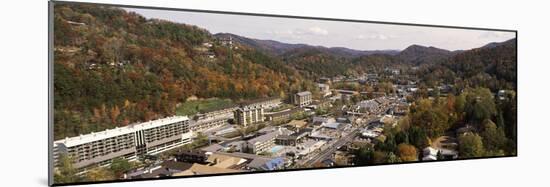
[356,33,394,40]
[306,27,329,36]
[265,30,302,40]
[289,27,329,36]
[266,26,329,39]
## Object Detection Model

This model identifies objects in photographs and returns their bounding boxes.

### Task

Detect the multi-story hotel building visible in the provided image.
[234,105,264,127]
[53,116,193,169]
[234,97,281,126]
[294,91,312,107]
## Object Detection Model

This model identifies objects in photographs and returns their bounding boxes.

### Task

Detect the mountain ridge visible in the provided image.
[213,33,399,58]
[213,33,471,65]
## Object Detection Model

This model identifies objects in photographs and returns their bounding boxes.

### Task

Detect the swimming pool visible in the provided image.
[270,145,284,153]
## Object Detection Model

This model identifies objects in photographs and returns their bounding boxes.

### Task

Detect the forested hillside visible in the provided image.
[53,4,313,140]
[396,45,452,64]
[416,39,517,91]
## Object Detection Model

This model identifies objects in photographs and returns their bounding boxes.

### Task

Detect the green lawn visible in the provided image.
[268,103,294,112]
[176,98,234,116]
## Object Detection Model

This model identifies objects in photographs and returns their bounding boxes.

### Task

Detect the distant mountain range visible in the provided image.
[214,33,515,65]
[481,38,516,49]
[214,33,399,58]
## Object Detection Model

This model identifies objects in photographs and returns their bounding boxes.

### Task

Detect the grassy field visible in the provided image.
[268,103,294,112]
[176,98,234,116]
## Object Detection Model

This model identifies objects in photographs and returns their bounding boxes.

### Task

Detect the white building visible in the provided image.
[246,131,279,154]
[192,106,237,132]
[294,91,312,107]
[53,116,193,169]
[234,97,281,126]
[422,147,439,161]
[235,104,264,127]
[358,99,379,113]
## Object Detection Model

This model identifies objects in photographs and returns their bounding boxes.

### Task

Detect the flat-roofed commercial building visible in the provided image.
[246,131,279,154]
[294,91,312,107]
[53,116,193,169]
[275,128,312,146]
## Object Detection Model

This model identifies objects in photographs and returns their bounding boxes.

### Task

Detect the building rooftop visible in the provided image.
[54,116,190,147]
[287,120,308,128]
[127,161,193,179]
[201,144,225,153]
[162,161,194,171]
[296,91,312,96]
[276,134,294,140]
[422,155,437,161]
[312,116,334,124]
[321,122,341,129]
[173,163,241,176]
[247,157,284,171]
[292,128,313,136]
[359,100,379,109]
[206,153,247,169]
[247,131,279,145]
[191,115,230,127]
[423,147,439,157]
[214,151,271,160]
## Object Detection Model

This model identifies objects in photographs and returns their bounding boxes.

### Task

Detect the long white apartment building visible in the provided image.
[53,116,193,169]
[191,105,237,132]
[191,114,232,133]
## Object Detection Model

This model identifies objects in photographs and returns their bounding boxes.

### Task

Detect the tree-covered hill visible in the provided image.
[53,4,313,140]
[416,38,517,91]
[396,44,452,64]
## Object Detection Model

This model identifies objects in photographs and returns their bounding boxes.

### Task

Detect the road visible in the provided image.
[301,128,361,167]
[296,106,390,167]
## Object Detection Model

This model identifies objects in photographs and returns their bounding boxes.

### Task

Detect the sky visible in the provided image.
[124,7,516,51]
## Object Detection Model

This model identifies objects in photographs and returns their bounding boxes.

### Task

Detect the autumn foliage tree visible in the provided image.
[397,143,418,162]
[480,119,508,154]
[409,99,450,138]
[458,132,485,158]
